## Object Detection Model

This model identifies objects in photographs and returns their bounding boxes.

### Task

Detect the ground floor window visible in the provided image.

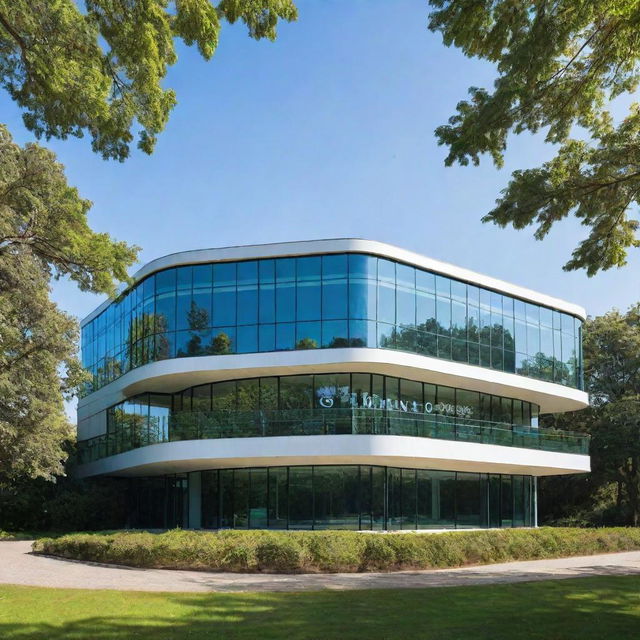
[130,466,535,530]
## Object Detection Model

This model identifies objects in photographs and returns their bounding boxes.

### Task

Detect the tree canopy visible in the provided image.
[0,0,298,161]
[541,303,640,526]
[428,1,640,275]
[0,126,138,481]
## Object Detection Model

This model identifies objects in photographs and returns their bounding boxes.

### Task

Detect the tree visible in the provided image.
[428,1,640,275]
[540,304,640,525]
[0,126,138,482]
[295,337,318,350]
[208,331,232,355]
[0,0,298,161]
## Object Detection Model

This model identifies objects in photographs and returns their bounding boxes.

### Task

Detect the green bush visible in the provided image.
[31,527,640,574]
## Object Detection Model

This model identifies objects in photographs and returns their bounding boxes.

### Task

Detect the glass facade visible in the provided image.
[107,372,540,428]
[131,466,534,530]
[81,253,584,394]
[76,372,591,464]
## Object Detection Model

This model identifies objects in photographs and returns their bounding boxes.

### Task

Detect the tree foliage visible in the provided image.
[0,0,298,161]
[428,1,640,275]
[540,304,640,526]
[0,126,138,482]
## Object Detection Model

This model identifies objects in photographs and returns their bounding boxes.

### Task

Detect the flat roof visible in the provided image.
[81,238,586,326]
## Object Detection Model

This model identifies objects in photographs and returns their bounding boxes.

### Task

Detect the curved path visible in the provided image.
[2,541,640,593]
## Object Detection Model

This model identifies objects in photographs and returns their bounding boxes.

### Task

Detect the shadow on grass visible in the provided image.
[2,576,640,640]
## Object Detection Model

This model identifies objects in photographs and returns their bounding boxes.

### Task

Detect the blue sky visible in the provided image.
[2,0,638,327]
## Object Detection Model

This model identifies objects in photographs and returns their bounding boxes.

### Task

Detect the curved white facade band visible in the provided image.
[77,239,590,531]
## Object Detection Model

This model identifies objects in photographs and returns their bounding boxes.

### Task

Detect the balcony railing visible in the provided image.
[76,408,590,465]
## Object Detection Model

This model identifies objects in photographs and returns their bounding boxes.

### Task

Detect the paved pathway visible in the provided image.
[2,541,640,593]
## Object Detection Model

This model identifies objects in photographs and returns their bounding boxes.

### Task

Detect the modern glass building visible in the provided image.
[76,239,590,530]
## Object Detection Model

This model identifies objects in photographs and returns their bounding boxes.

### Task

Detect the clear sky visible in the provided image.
[2,0,638,328]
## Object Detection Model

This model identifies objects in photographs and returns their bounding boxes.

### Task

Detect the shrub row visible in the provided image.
[32,527,640,574]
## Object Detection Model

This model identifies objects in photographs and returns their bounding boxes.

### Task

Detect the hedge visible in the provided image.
[31,527,640,573]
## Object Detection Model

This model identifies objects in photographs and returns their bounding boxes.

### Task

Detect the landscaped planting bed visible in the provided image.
[31,527,640,573]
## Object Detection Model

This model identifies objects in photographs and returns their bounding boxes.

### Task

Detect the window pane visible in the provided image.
[296,321,321,350]
[313,466,359,529]
[268,468,288,529]
[279,375,313,409]
[288,467,313,529]
[249,469,268,528]
[297,282,321,321]
[322,281,348,319]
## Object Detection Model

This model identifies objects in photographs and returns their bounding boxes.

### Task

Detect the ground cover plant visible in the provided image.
[32,527,640,573]
[1,576,640,639]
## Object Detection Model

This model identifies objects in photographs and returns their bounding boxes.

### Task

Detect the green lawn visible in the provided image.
[1,577,640,639]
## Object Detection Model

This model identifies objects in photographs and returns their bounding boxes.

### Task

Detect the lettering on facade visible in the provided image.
[315,386,473,417]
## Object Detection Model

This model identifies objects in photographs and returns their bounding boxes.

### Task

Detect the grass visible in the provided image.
[32,527,640,573]
[1,577,640,639]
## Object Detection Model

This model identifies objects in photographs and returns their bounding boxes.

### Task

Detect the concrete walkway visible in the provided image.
[2,541,640,593]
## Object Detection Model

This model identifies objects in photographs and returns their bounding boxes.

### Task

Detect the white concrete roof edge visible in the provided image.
[81,238,587,326]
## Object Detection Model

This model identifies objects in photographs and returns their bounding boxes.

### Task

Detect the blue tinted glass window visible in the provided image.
[397,285,416,327]
[276,323,295,350]
[297,282,321,321]
[349,319,376,348]
[276,258,295,282]
[237,325,258,353]
[490,292,502,314]
[177,266,192,290]
[213,289,236,326]
[159,269,176,298]
[526,303,540,325]
[377,280,395,325]
[348,254,376,279]
[322,281,348,320]
[237,287,258,325]
[214,263,236,287]
[210,328,235,354]
[436,297,451,335]
[322,254,348,280]
[259,284,275,323]
[378,322,395,349]
[193,264,213,289]
[540,307,553,328]
[396,264,415,289]
[296,321,321,349]
[436,275,451,298]
[527,324,540,355]
[85,252,583,394]
[349,280,376,320]
[322,320,348,348]
[451,280,466,303]
[142,275,155,301]
[275,283,295,322]
[237,261,258,285]
[259,259,275,283]
[416,291,436,330]
[467,285,480,307]
[259,324,275,351]
[515,320,527,353]
[297,257,321,282]
[378,258,395,284]
[176,291,192,331]
[502,296,514,318]
[192,291,212,328]
[561,313,574,335]
[416,269,435,293]
[451,300,466,333]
